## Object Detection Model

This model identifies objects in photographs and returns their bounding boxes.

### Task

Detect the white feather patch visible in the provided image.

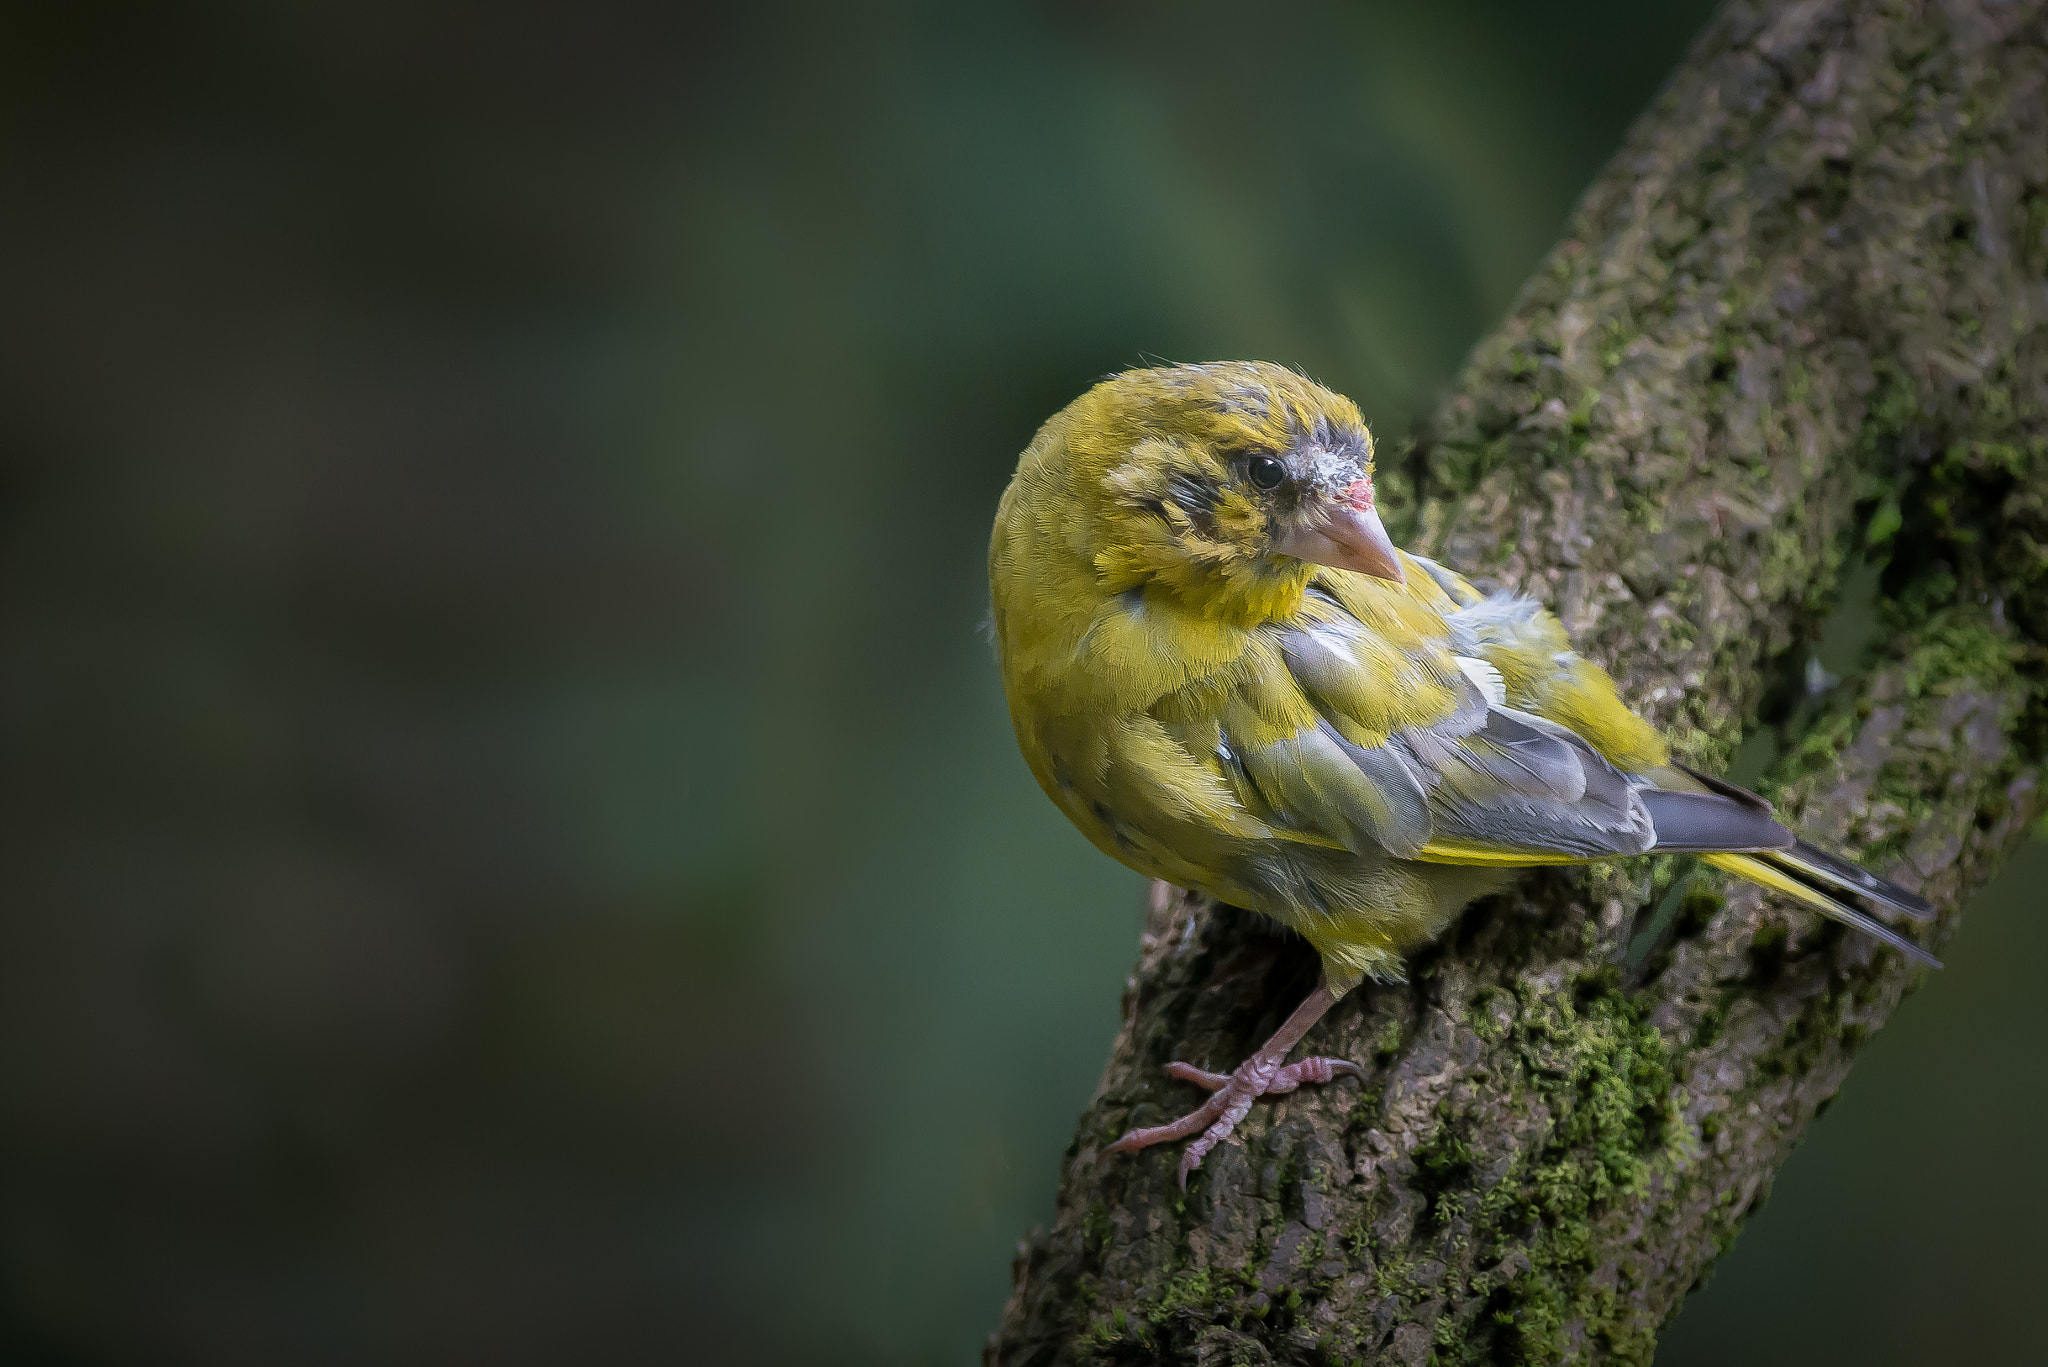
[1454,655,1507,707]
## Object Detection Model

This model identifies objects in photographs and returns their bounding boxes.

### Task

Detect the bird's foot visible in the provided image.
[1106,1053,1362,1188]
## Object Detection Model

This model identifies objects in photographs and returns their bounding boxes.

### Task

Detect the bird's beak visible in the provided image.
[1275,481,1405,583]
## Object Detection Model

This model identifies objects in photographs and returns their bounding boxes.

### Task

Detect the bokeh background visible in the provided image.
[2,1,2041,1363]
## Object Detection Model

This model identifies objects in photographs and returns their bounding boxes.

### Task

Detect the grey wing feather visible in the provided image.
[1319,723,1434,859]
[1229,717,1434,860]
[1494,708,1638,811]
[1397,705,1657,858]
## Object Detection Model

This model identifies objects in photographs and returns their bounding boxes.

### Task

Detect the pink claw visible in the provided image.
[1104,983,1361,1185]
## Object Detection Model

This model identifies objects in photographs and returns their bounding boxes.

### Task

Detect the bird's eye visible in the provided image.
[1248,456,1287,490]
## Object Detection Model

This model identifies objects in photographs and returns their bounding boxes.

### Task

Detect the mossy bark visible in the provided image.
[987,1,2048,1363]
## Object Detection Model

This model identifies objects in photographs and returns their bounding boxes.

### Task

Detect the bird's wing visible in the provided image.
[1178,574,1664,865]
[1405,556,1670,772]
[1135,558,1937,964]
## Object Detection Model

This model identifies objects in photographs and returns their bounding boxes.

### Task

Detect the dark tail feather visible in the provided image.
[1639,769,1939,966]
[1766,840,1935,921]
[1702,852,1942,969]
[1639,788,1793,854]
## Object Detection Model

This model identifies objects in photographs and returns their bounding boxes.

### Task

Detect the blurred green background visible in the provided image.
[1,1,2040,1363]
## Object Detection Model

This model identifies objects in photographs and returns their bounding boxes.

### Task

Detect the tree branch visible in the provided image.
[988,0,2048,1362]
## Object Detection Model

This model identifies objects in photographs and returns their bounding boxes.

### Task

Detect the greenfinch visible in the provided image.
[988,361,1935,1184]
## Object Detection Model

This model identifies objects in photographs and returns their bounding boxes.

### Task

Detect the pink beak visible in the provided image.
[1274,480,1405,583]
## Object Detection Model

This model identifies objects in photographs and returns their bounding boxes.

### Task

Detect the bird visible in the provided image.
[986,360,1936,1187]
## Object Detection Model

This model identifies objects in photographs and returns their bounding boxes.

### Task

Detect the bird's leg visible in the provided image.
[1105,980,1361,1187]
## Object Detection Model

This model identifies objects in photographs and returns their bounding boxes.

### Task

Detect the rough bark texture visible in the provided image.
[988,1,2048,1363]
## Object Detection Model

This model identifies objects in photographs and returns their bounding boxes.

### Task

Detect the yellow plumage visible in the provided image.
[989,362,1935,1180]
[991,366,1933,983]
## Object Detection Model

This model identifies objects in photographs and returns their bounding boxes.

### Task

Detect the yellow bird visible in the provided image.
[987,361,1935,1185]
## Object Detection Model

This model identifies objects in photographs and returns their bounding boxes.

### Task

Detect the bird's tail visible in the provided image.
[1700,847,1939,968]
[1639,764,1939,968]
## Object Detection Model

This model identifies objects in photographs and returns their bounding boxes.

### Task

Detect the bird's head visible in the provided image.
[1061,361,1401,618]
